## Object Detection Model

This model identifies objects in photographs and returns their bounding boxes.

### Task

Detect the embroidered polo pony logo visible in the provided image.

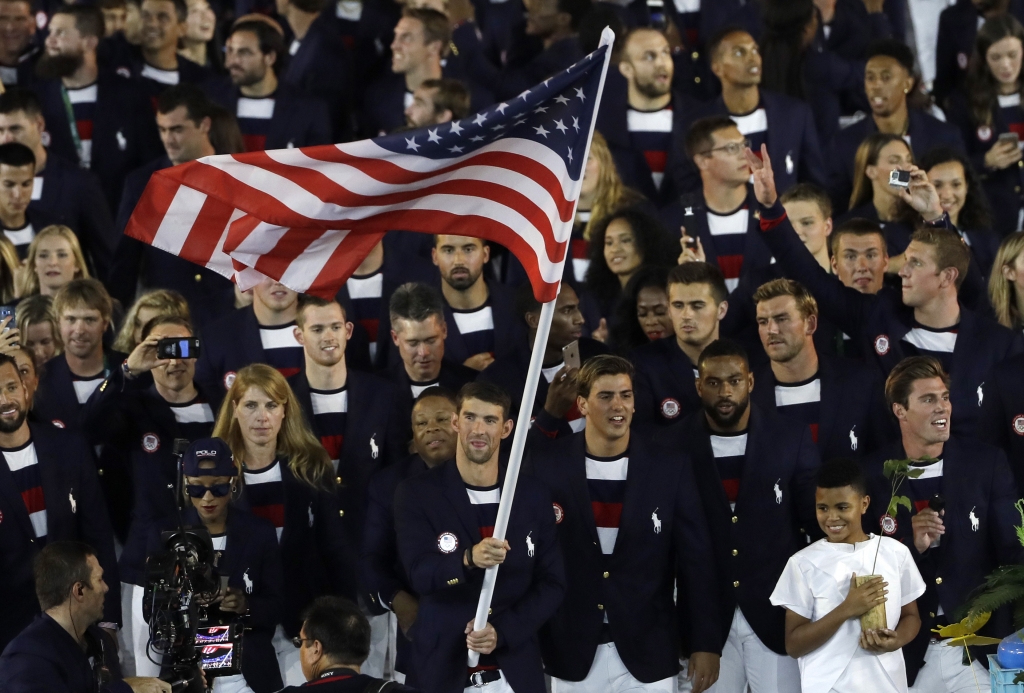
[243,569,253,594]
[651,509,662,534]
[526,532,535,557]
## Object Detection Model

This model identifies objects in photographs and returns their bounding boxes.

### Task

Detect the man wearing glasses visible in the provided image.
[660,116,774,297]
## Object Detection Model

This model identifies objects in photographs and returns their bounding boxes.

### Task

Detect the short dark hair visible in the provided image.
[816,458,867,496]
[301,596,370,666]
[666,262,728,305]
[414,385,458,407]
[402,7,451,48]
[419,78,471,121]
[230,20,287,71]
[0,87,42,118]
[0,142,35,170]
[575,354,634,398]
[697,338,748,373]
[389,282,445,327]
[457,381,512,421]
[865,38,915,74]
[296,295,345,327]
[910,227,972,289]
[0,352,19,379]
[51,5,105,39]
[140,314,193,340]
[157,84,212,124]
[685,115,740,161]
[707,25,752,62]
[916,146,991,232]
[830,218,887,258]
[34,541,96,611]
[780,182,832,220]
[885,356,950,410]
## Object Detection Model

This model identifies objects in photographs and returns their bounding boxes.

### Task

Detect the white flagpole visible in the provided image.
[467,26,616,667]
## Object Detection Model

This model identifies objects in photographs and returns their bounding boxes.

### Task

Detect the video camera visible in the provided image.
[142,440,244,691]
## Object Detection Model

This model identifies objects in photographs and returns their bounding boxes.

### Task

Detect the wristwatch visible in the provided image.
[121,360,136,380]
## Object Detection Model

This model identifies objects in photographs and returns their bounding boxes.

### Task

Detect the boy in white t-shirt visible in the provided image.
[771,458,926,693]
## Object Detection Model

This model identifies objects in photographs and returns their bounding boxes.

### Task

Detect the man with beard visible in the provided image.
[362,387,459,685]
[863,356,1022,692]
[528,355,723,693]
[32,5,162,212]
[632,262,728,426]
[0,354,121,654]
[79,315,220,676]
[0,0,38,88]
[394,381,565,693]
[0,88,115,278]
[215,19,331,152]
[677,28,826,194]
[676,338,819,693]
[749,278,892,461]
[596,28,697,206]
[431,235,523,372]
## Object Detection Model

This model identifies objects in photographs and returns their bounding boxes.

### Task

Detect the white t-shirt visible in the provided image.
[770,534,926,693]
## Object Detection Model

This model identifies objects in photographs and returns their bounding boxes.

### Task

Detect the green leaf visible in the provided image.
[883,459,901,479]
[886,499,899,518]
[896,496,912,513]
[907,468,926,479]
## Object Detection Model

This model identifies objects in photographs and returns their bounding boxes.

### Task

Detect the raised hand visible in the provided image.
[744,144,777,207]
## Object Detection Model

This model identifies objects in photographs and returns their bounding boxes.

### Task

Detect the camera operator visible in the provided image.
[0,540,170,693]
[142,438,283,693]
[281,596,420,692]
[80,315,220,676]
[0,353,121,654]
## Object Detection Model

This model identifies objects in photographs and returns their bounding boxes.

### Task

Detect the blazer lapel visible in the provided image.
[568,434,600,546]
[0,447,34,538]
[441,460,481,542]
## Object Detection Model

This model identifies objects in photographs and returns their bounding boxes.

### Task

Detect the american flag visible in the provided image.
[125,41,612,302]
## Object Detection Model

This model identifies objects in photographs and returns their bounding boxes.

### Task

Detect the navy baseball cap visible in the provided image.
[183,438,237,477]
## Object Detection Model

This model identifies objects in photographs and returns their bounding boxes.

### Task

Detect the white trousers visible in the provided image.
[552,642,675,693]
[702,608,800,693]
[273,625,305,686]
[908,640,991,693]
[117,582,137,677]
[128,583,163,677]
[464,671,515,692]
[363,611,396,679]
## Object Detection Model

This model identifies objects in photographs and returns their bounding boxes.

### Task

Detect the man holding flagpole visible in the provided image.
[393,382,565,693]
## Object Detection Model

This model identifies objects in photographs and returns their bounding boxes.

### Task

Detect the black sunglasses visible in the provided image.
[185,483,233,498]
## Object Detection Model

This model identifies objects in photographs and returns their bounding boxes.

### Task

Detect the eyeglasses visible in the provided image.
[701,138,751,157]
[185,483,232,498]
[292,637,314,649]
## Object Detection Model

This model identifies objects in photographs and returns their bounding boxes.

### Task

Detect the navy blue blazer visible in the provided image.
[33,351,132,540]
[477,337,608,437]
[146,506,284,693]
[361,454,429,682]
[864,437,1023,684]
[757,202,1023,439]
[236,460,358,636]
[660,0,763,46]
[211,83,332,150]
[630,335,702,427]
[0,616,130,693]
[288,368,404,552]
[110,156,236,330]
[978,353,1024,492]
[820,0,896,62]
[194,306,287,395]
[658,188,775,295]
[527,431,723,682]
[827,109,965,213]
[394,460,565,693]
[0,422,121,651]
[676,405,820,655]
[751,354,894,462]
[934,0,1024,108]
[33,70,163,213]
[387,359,476,445]
[439,281,526,367]
[33,152,116,280]
[123,50,229,106]
[674,90,827,195]
[595,84,700,207]
[282,13,354,141]
[80,365,221,585]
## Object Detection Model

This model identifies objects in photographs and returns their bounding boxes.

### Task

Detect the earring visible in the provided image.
[904,88,909,94]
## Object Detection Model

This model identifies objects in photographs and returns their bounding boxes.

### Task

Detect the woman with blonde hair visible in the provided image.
[0,234,20,304]
[989,232,1024,331]
[112,289,191,353]
[844,133,917,256]
[212,363,355,685]
[15,294,61,366]
[18,225,89,298]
